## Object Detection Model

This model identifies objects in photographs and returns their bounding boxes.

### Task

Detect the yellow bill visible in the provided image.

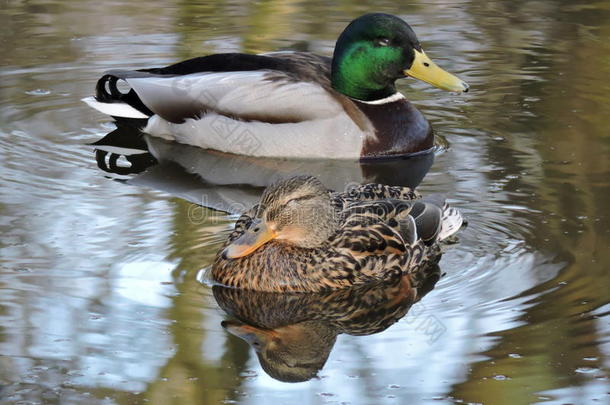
[222,219,277,259]
[404,49,469,93]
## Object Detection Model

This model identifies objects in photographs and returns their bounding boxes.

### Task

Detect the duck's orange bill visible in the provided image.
[222,321,278,345]
[223,219,277,259]
[404,49,469,93]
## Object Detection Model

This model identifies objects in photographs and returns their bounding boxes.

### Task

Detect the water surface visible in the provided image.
[1,1,609,404]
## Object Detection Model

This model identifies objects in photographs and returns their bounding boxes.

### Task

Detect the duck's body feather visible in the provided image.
[212,183,462,292]
[135,67,365,158]
[84,51,434,159]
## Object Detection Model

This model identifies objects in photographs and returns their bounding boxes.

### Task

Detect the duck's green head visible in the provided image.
[331,13,469,101]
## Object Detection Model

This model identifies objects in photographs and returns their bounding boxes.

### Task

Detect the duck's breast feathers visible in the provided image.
[354,97,433,157]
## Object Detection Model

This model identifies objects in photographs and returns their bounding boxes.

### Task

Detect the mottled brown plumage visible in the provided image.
[212,176,462,292]
[215,267,441,382]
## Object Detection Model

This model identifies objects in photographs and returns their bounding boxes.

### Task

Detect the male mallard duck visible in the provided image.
[212,176,463,292]
[83,13,468,160]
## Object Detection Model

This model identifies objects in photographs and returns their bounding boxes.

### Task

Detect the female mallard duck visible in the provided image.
[212,175,463,292]
[83,13,468,159]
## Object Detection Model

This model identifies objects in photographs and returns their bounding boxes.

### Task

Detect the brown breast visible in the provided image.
[355,98,433,158]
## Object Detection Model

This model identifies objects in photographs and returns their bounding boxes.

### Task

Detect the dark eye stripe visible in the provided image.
[287,194,317,204]
[265,194,320,220]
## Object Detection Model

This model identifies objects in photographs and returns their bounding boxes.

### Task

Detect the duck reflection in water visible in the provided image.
[91,125,457,381]
[90,123,435,212]
[213,266,440,383]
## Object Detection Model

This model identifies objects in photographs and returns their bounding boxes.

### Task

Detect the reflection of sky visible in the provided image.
[74,258,178,392]
[0,101,180,389]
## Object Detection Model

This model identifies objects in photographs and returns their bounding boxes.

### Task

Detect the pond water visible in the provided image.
[1,0,609,404]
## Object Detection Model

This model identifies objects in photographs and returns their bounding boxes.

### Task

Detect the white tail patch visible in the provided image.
[82,97,149,119]
[438,205,463,241]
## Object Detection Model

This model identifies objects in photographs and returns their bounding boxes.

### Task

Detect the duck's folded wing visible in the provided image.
[333,221,408,257]
[131,71,343,123]
[334,200,413,256]
[402,197,463,244]
[90,67,345,125]
[333,197,456,256]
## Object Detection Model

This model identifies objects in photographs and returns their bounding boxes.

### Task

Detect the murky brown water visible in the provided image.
[1,0,609,404]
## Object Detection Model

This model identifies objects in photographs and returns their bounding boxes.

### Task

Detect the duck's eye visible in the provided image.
[376,37,391,47]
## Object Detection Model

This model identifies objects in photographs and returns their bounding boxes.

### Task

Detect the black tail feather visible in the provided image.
[95,71,155,117]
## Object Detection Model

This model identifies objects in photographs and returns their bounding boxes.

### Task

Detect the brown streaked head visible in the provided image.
[222,176,338,259]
